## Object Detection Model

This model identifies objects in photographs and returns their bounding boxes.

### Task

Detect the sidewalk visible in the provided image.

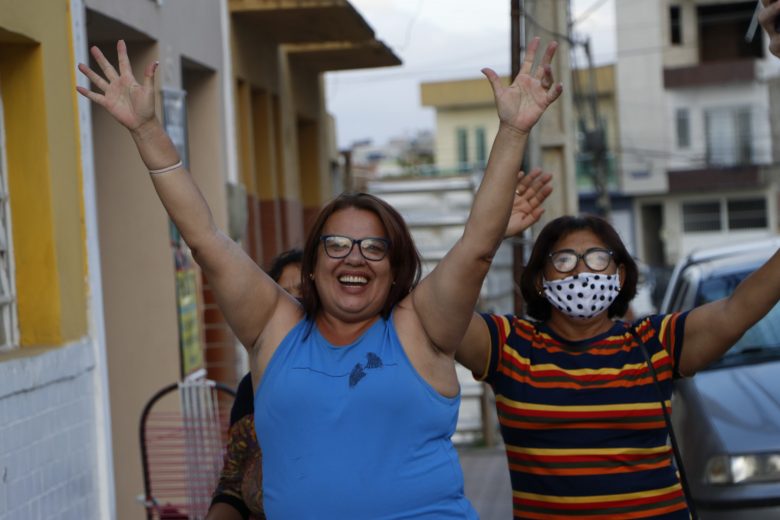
[459,445,513,520]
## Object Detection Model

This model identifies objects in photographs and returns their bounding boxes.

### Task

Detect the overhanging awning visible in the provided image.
[229,0,375,43]
[286,40,401,72]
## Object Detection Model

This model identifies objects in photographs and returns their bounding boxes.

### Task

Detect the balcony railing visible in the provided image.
[663,59,755,89]
[667,164,761,193]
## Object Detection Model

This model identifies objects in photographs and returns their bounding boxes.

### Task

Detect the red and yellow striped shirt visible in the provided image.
[478,313,691,519]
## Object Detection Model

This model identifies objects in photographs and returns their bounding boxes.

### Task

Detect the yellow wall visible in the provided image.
[0,1,87,347]
[297,116,321,207]
[249,89,275,199]
[421,77,495,108]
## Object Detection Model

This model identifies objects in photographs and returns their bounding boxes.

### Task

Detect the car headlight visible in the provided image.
[705,454,780,484]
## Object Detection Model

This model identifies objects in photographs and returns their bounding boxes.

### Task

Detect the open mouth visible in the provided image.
[338,274,368,286]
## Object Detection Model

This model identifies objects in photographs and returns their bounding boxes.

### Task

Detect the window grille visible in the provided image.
[682,201,722,232]
[0,86,17,351]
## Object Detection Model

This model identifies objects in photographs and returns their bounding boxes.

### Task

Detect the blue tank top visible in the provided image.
[254,314,478,519]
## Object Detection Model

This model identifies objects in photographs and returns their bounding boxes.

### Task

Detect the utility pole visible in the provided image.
[568,0,610,218]
[510,0,526,317]
[511,0,524,78]
[582,38,611,217]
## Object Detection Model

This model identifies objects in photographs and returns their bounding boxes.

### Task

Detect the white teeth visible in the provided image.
[338,275,368,285]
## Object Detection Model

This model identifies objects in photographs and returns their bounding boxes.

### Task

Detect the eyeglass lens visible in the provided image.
[322,235,388,261]
[550,249,611,273]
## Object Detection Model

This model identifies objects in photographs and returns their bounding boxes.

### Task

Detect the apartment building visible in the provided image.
[616,0,780,266]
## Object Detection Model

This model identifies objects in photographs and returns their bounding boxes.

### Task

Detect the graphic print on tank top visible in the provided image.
[292,350,394,388]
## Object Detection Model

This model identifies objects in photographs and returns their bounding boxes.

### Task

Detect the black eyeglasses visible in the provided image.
[320,235,390,261]
[548,247,613,273]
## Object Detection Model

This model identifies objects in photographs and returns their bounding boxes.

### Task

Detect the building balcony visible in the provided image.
[663,59,755,89]
[667,164,762,193]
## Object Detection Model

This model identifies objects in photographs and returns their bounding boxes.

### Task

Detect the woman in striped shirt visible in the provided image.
[457,214,780,519]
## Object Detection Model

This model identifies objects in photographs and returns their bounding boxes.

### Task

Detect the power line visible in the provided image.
[571,0,611,27]
[523,9,577,46]
[397,0,426,53]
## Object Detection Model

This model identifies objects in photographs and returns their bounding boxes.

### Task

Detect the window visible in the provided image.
[705,107,753,166]
[682,201,721,232]
[0,91,17,351]
[683,198,768,233]
[456,127,469,172]
[475,127,487,168]
[697,2,764,61]
[675,108,690,148]
[728,198,767,230]
[670,5,682,45]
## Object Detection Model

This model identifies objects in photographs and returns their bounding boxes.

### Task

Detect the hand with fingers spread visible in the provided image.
[482,37,563,135]
[760,0,780,58]
[77,40,159,133]
[505,168,553,238]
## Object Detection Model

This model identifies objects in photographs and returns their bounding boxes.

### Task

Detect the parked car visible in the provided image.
[661,237,780,519]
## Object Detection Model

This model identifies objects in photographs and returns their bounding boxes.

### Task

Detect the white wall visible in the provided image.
[616,0,669,194]
[640,191,778,265]
[0,341,100,520]
[666,83,774,170]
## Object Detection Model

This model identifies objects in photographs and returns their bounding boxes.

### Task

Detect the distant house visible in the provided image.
[347,131,435,185]
[616,0,780,267]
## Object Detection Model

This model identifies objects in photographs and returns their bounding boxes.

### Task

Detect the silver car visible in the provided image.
[661,238,780,519]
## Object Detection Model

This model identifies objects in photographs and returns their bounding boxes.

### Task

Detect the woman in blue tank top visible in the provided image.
[78,37,563,518]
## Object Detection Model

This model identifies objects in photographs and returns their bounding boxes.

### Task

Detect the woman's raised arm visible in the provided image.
[681,248,780,375]
[410,37,562,355]
[77,40,300,350]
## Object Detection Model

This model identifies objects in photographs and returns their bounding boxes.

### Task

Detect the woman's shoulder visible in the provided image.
[480,313,540,341]
[629,312,687,333]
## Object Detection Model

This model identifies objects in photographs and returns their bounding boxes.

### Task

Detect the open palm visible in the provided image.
[482,37,562,134]
[505,168,553,238]
[76,40,157,131]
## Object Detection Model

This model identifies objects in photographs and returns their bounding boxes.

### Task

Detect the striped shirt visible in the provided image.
[478,313,691,519]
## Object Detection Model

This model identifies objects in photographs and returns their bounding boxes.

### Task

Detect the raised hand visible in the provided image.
[482,37,562,135]
[505,168,553,238]
[760,0,780,58]
[76,40,158,132]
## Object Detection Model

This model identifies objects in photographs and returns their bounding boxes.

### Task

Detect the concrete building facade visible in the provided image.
[616,0,780,267]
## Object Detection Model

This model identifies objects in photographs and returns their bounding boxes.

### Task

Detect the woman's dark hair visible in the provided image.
[521,214,638,321]
[300,192,422,319]
[267,248,303,283]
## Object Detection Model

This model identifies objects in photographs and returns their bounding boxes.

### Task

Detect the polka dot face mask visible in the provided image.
[543,272,621,320]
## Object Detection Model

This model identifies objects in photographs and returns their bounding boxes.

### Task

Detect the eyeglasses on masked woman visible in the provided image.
[548,247,613,273]
[320,235,390,261]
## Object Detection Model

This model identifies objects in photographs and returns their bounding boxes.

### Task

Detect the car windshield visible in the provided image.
[695,270,780,369]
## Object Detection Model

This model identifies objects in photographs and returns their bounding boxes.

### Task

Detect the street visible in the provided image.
[460,446,513,520]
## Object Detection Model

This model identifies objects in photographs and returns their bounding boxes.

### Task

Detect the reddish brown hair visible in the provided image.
[300,192,422,319]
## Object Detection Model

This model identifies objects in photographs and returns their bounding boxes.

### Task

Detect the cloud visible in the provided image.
[328,0,617,147]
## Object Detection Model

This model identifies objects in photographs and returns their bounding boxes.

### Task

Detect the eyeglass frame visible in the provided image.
[319,234,391,261]
[548,247,614,273]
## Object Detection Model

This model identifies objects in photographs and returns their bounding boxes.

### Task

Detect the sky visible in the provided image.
[325,0,616,149]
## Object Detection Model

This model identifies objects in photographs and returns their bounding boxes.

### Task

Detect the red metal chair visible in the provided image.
[139,373,236,520]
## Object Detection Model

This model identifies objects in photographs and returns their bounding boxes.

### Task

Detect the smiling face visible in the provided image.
[312,207,394,324]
